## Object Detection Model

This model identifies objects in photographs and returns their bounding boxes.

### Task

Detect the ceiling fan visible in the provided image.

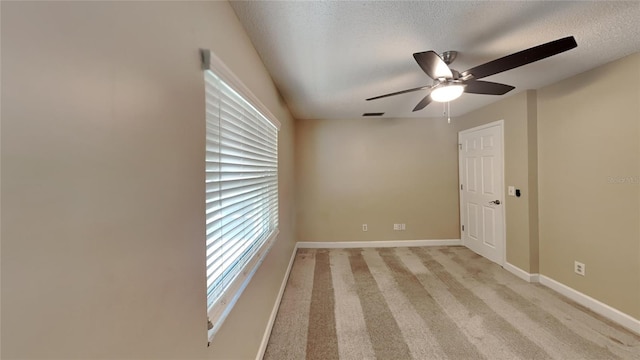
[366,36,577,112]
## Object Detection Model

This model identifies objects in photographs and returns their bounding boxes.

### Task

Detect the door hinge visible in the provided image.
[460,184,463,190]
[462,225,465,231]
[458,144,462,150]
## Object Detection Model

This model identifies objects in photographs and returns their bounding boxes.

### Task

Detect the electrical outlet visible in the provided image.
[362,224,368,232]
[393,224,400,230]
[401,223,406,230]
[574,261,586,276]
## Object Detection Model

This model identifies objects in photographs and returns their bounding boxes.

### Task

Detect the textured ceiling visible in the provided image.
[230,1,640,120]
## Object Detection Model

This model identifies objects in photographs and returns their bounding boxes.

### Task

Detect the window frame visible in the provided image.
[202,49,280,339]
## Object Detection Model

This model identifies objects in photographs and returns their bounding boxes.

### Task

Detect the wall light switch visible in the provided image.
[508,186,515,196]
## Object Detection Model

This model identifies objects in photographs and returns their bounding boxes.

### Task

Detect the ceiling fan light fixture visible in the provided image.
[431,83,464,102]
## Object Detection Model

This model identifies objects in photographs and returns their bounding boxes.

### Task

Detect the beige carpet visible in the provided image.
[264,246,640,360]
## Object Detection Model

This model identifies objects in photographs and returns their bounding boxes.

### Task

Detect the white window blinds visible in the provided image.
[204,51,279,337]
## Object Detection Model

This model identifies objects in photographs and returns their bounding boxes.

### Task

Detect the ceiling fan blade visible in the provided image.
[412,91,433,112]
[462,36,577,80]
[366,85,430,101]
[463,80,515,95]
[413,51,453,80]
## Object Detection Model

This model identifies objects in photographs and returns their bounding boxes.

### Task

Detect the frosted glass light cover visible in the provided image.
[431,84,464,102]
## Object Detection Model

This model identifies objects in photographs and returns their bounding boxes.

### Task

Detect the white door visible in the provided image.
[459,121,505,266]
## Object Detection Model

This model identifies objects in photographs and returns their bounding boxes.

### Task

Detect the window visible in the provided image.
[203,50,280,337]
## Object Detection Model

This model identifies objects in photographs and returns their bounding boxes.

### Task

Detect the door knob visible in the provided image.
[489,200,501,205]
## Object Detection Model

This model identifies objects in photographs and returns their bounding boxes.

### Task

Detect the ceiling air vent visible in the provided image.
[362,112,385,117]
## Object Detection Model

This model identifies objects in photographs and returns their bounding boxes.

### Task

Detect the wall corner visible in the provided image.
[526,90,540,273]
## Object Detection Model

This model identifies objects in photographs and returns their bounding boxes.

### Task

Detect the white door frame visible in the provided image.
[458,120,506,266]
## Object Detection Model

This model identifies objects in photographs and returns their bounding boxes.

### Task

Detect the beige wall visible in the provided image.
[295,92,539,273]
[1,1,296,359]
[537,53,640,319]
[453,91,539,273]
[295,117,460,242]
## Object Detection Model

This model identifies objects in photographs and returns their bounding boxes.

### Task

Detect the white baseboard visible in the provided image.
[502,264,639,335]
[539,275,640,335]
[296,239,462,249]
[255,243,299,360]
[503,262,540,283]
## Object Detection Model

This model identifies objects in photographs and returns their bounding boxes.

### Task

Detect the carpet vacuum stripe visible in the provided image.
[307,250,339,359]
[330,250,376,359]
[437,247,620,359]
[263,249,315,360]
[348,249,412,359]
[400,247,548,359]
[428,247,615,359]
[359,249,446,359]
[371,248,480,358]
